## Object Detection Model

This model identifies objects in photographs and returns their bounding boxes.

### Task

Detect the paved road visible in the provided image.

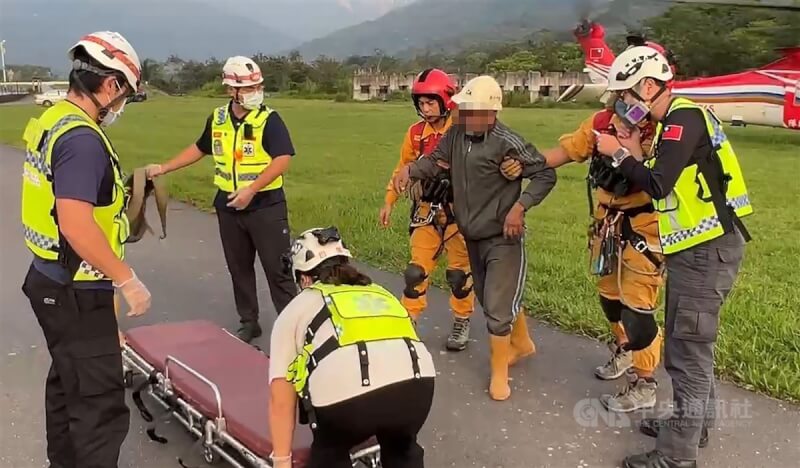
[1,144,798,468]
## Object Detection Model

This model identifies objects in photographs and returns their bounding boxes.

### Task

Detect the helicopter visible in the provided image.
[558,0,800,130]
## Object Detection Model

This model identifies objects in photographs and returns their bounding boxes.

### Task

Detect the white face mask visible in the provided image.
[239,90,264,110]
[99,80,126,127]
[100,100,125,127]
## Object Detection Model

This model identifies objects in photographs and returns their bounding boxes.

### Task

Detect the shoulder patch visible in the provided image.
[661,125,684,141]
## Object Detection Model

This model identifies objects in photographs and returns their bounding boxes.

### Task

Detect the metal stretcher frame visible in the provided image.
[121,327,382,468]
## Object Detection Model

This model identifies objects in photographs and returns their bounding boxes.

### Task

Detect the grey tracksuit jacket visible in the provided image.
[407,121,557,241]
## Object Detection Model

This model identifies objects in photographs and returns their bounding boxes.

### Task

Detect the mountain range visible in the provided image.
[290,0,667,59]
[0,0,666,72]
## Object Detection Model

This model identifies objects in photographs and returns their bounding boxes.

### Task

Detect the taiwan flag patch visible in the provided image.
[662,125,684,141]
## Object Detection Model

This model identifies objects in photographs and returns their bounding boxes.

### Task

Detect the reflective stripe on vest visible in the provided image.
[648,97,753,255]
[209,104,283,193]
[20,100,130,282]
[286,282,421,398]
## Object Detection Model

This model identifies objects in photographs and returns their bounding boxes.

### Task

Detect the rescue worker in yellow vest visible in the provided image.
[20,31,151,468]
[147,56,298,343]
[268,227,436,468]
[595,46,752,468]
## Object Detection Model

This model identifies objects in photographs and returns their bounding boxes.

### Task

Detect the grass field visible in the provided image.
[1,96,798,402]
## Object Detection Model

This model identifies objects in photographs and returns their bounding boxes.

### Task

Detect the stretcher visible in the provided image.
[121,319,382,467]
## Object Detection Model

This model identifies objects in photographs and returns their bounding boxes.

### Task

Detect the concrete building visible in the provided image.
[352,68,592,103]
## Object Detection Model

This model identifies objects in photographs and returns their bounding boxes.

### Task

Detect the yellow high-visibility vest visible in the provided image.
[286,282,421,428]
[648,97,753,254]
[21,100,129,282]
[209,104,283,192]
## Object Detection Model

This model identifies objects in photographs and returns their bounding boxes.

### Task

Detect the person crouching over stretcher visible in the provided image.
[268,226,436,468]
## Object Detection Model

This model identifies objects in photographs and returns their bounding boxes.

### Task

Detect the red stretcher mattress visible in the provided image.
[126,319,377,466]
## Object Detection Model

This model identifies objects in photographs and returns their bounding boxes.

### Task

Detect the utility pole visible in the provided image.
[1,40,7,82]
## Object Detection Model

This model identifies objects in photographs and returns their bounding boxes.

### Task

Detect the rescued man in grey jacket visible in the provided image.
[393,75,557,401]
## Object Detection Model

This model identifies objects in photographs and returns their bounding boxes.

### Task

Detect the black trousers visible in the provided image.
[308,377,435,468]
[216,203,298,322]
[21,265,130,468]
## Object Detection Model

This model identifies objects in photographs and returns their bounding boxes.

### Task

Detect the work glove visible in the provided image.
[114,269,152,317]
[407,180,424,202]
[500,156,523,180]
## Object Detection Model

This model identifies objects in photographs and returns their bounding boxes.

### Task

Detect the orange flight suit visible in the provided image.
[557,110,664,373]
[385,117,475,320]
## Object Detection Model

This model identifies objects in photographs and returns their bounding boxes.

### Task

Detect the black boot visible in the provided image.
[623,450,697,468]
[236,321,262,343]
[639,418,709,448]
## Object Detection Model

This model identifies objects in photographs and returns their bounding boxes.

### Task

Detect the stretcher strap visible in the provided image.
[146,398,176,444]
[130,370,174,445]
[131,370,159,423]
[177,434,208,468]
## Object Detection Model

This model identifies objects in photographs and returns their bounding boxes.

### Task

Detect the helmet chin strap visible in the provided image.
[71,60,127,122]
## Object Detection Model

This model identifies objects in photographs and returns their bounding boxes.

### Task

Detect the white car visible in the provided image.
[34,89,67,107]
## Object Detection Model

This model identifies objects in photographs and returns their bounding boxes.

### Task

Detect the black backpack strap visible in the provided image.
[695,149,751,243]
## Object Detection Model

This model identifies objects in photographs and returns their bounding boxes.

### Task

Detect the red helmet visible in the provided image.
[412,68,457,118]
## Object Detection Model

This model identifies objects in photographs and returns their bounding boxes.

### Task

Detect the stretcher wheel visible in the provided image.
[122,370,135,388]
[202,445,220,465]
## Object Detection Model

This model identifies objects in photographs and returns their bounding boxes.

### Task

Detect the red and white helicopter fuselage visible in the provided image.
[562,21,800,130]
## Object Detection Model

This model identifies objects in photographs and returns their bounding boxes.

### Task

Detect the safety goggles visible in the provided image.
[311,226,342,245]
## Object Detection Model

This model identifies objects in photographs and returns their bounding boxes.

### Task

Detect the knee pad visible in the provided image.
[403,263,427,299]
[446,269,473,299]
[600,296,623,323]
[620,308,658,351]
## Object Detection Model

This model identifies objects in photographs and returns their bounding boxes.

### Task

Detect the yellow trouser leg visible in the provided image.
[632,327,663,376]
[401,226,441,320]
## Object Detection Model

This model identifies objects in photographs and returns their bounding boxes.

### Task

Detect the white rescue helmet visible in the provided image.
[222,56,264,87]
[68,31,142,91]
[606,45,673,92]
[452,75,503,111]
[285,227,352,278]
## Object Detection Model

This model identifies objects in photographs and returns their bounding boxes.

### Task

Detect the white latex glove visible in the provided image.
[145,164,164,179]
[114,269,152,317]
